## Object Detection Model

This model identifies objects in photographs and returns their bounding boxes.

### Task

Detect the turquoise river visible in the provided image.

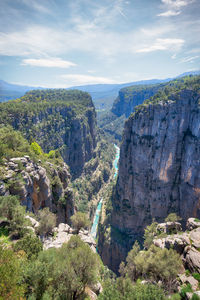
[91,144,120,239]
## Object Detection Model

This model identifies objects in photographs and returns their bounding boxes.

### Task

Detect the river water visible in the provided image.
[91,144,120,239]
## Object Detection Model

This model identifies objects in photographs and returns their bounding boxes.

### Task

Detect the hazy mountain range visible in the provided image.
[1,70,199,109]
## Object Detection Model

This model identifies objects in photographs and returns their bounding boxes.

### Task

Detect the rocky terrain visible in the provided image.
[98,76,200,273]
[0,155,74,224]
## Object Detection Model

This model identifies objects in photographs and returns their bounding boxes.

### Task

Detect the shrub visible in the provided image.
[165,213,182,223]
[0,244,25,299]
[143,221,158,249]
[124,244,182,292]
[98,277,166,300]
[37,207,56,237]
[30,141,43,156]
[0,195,28,237]
[24,235,101,299]
[70,212,90,233]
[13,234,43,259]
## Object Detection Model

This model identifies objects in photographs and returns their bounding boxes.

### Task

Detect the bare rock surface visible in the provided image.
[99,87,200,273]
[0,157,74,224]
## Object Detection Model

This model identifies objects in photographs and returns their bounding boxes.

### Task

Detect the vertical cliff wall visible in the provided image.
[99,76,200,273]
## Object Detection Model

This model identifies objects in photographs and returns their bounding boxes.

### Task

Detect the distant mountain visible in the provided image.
[1,70,199,107]
[0,80,43,102]
[67,79,170,110]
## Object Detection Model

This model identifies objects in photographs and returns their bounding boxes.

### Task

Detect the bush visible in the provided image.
[0,126,31,161]
[13,234,43,259]
[0,195,28,237]
[30,141,43,156]
[37,207,56,237]
[71,212,90,233]
[24,235,101,299]
[165,213,182,223]
[124,244,182,292]
[143,221,158,249]
[0,244,25,299]
[98,277,166,300]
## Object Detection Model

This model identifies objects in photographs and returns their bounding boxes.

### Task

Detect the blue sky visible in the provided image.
[0,0,200,87]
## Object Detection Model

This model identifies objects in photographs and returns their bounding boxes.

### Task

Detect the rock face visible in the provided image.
[0,156,74,224]
[111,84,163,118]
[43,223,96,252]
[100,78,200,273]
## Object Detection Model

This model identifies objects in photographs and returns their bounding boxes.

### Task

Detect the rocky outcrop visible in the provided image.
[187,218,200,230]
[99,77,200,273]
[43,223,96,252]
[0,156,74,223]
[153,225,200,273]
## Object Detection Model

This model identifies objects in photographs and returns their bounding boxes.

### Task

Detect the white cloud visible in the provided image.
[158,0,195,17]
[60,74,116,85]
[157,10,181,16]
[22,57,77,68]
[136,38,184,53]
[180,55,199,63]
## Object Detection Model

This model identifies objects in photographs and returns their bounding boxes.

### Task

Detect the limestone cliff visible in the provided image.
[0,156,74,224]
[99,76,200,273]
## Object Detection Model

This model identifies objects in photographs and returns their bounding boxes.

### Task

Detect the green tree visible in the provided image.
[37,207,56,237]
[143,220,158,249]
[0,244,25,299]
[126,245,182,292]
[30,141,43,156]
[0,195,28,237]
[98,277,166,300]
[70,212,90,233]
[13,233,43,259]
[165,213,182,223]
[24,235,101,299]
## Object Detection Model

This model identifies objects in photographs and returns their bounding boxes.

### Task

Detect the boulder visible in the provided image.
[189,227,200,249]
[157,222,182,234]
[43,232,73,250]
[153,233,190,254]
[187,218,200,231]
[58,223,71,233]
[179,274,199,291]
[184,246,200,273]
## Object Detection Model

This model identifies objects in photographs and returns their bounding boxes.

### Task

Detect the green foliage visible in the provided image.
[194,218,200,222]
[191,294,200,300]
[0,126,32,161]
[13,234,43,259]
[37,207,56,237]
[123,244,182,292]
[165,213,182,223]
[98,277,166,300]
[0,195,28,237]
[180,283,193,298]
[169,293,181,300]
[120,241,140,279]
[30,141,43,155]
[71,212,90,233]
[24,235,101,299]
[143,221,158,249]
[0,244,25,299]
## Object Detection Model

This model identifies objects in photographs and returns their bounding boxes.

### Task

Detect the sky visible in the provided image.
[0,0,200,88]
